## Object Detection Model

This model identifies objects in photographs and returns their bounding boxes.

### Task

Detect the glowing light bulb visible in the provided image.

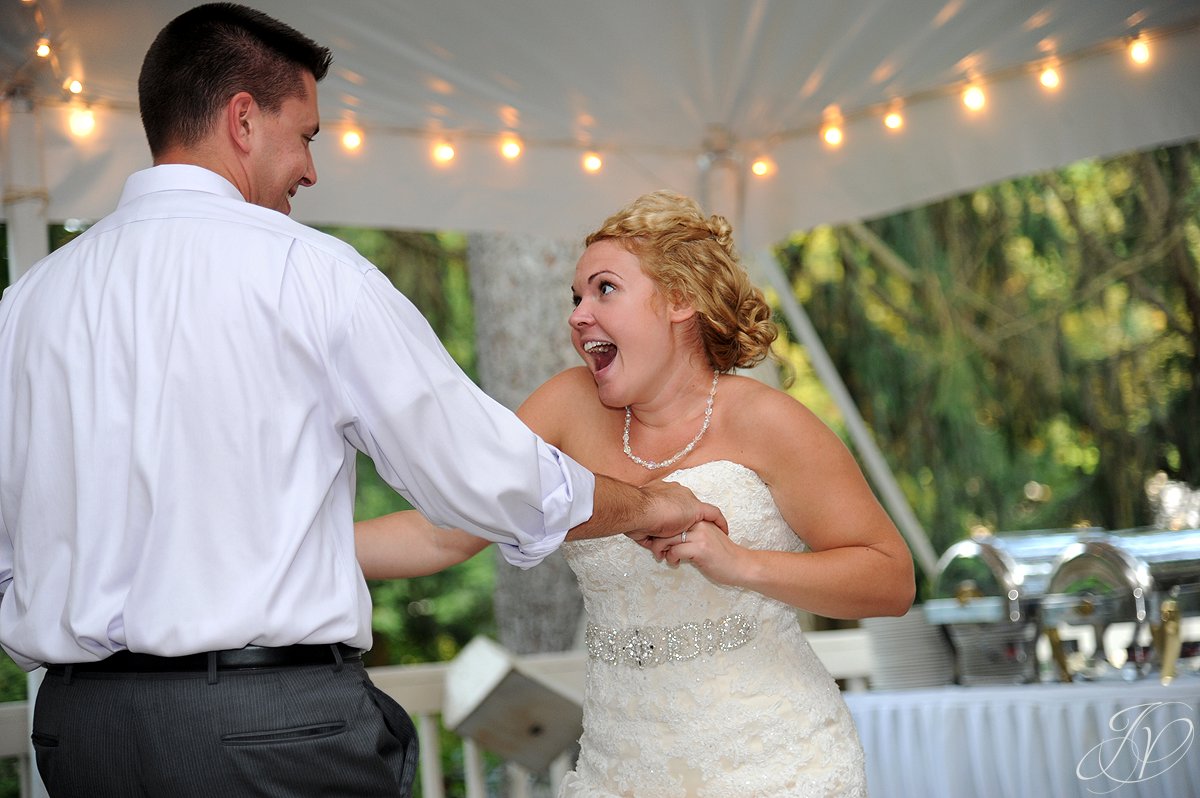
[68,107,95,138]
[883,111,904,130]
[341,129,363,151]
[65,78,83,95]
[962,84,986,111]
[35,38,50,58]
[432,142,455,163]
[822,124,843,147]
[1129,37,1150,65]
[1039,66,1060,89]
[499,136,522,160]
[582,152,602,172]
[750,157,775,177]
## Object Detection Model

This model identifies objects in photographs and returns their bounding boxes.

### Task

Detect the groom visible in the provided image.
[0,4,724,796]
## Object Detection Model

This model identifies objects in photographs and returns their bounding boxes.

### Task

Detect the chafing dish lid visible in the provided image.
[1104,527,1200,587]
[1047,527,1200,597]
[926,528,1097,624]
[1041,527,1200,624]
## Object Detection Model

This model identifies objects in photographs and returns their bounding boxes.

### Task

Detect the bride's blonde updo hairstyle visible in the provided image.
[585,190,777,372]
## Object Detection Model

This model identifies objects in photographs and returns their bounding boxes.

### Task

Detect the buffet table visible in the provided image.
[844,679,1199,798]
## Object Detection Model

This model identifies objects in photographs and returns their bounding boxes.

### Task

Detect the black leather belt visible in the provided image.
[46,643,362,675]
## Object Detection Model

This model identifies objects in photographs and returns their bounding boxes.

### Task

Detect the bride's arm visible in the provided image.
[356,511,489,579]
[657,386,915,619]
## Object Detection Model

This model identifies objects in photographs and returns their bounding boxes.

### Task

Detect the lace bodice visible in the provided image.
[559,460,866,798]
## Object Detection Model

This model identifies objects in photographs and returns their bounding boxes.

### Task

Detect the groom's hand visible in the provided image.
[566,474,726,542]
[625,479,727,542]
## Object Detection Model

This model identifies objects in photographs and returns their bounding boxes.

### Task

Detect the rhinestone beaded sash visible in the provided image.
[585,614,759,668]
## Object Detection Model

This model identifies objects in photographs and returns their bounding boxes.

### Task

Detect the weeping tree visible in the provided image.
[776,140,1200,560]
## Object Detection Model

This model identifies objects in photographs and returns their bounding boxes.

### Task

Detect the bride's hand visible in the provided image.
[649,521,745,586]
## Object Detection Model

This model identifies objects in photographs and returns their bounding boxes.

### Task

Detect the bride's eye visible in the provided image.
[571,294,582,307]
[599,281,616,296]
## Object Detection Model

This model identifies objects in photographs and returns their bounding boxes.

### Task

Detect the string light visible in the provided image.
[68,106,95,138]
[432,141,455,164]
[17,10,1186,180]
[750,157,775,177]
[821,123,843,147]
[1128,35,1150,65]
[819,105,845,148]
[962,84,986,111]
[499,134,522,160]
[340,129,363,152]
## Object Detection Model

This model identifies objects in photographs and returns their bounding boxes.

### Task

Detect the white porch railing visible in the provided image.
[0,629,871,798]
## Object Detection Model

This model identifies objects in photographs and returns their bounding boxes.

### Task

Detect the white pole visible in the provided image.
[417,714,446,798]
[462,738,486,798]
[23,669,47,798]
[2,91,50,285]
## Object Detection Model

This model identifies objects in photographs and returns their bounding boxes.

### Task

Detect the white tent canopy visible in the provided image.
[2,0,1199,249]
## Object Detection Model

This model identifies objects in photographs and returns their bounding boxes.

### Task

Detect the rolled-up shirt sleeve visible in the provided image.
[334,268,594,568]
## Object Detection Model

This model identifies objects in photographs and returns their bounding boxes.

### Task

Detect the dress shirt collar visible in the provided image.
[119,164,246,207]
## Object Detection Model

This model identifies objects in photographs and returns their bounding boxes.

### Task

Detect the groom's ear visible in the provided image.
[226,92,256,154]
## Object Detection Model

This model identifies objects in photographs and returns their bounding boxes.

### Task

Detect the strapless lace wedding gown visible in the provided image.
[558,460,866,798]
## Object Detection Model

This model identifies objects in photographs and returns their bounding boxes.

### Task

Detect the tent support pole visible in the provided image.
[700,147,938,577]
[754,250,940,578]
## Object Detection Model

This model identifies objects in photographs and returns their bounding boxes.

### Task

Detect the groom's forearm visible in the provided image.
[565,475,727,541]
[564,475,650,541]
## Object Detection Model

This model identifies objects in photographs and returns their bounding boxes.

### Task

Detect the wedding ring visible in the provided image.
[681,530,688,543]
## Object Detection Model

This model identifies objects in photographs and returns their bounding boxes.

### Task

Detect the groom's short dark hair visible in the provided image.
[138,3,332,157]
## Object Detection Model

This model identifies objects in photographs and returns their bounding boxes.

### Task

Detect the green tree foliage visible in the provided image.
[775,140,1200,568]
[321,228,478,378]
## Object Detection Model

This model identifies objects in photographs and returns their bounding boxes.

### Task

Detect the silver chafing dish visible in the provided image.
[1041,526,1200,684]
[924,527,1097,685]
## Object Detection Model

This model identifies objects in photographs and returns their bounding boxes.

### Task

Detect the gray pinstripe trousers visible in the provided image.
[31,660,418,796]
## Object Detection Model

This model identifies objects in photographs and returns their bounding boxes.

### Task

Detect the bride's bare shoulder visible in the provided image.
[722,373,841,459]
[524,367,599,406]
[518,367,605,440]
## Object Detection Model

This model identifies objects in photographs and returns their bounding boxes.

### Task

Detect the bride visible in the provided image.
[356,190,915,797]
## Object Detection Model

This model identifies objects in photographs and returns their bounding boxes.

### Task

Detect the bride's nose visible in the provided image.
[569,302,592,328]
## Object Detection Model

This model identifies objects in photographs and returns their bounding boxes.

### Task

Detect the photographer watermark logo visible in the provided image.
[1076,702,1195,794]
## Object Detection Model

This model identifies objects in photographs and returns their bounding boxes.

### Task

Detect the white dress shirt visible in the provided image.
[0,164,594,670]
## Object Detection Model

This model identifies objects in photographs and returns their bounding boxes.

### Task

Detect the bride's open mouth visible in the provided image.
[582,339,617,374]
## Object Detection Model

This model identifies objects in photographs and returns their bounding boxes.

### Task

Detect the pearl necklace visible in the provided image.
[623,370,719,470]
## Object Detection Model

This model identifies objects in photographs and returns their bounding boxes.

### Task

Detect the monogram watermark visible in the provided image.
[1076,702,1195,794]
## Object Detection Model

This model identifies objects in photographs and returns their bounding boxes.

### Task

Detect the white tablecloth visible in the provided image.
[844,679,1200,798]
